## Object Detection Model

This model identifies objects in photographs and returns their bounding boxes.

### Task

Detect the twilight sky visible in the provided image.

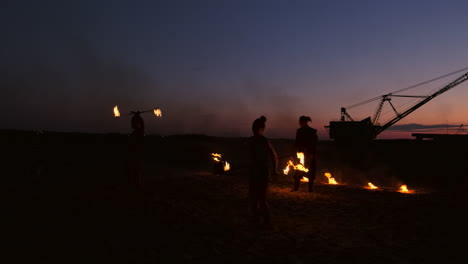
[2,0,468,139]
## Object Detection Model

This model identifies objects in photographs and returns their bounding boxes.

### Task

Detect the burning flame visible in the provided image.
[211,153,222,162]
[211,153,230,171]
[113,105,120,118]
[283,152,309,182]
[297,152,305,165]
[223,161,230,171]
[324,172,338,185]
[283,153,309,173]
[366,182,378,189]
[398,184,414,193]
[154,108,162,117]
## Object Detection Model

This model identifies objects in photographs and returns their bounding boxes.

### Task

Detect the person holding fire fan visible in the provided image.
[291,115,318,192]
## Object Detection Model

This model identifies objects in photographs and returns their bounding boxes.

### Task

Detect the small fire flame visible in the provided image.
[297,152,305,165]
[283,153,309,173]
[366,182,378,189]
[211,153,230,171]
[211,153,222,162]
[283,152,309,182]
[154,108,162,117]
[113,105,120,118]
[324,172,338,185]
[223,161,230,171]
[398,184,414,193]
[285,160,309,173]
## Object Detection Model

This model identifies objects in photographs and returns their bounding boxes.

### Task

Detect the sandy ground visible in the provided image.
[3,132,465,263]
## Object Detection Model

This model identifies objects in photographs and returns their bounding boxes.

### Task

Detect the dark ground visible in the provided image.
[2,130,467,263]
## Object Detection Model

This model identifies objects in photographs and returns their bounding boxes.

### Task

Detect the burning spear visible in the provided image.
[113,105,162,189]
[114,105,162,119]
[114,105,162,134]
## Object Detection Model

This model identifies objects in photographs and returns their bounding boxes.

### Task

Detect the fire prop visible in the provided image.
[113,105,162,136]
[211,153,230,175]
[113,105,162,118]
[324,172,338,185]
[283,152,309,182]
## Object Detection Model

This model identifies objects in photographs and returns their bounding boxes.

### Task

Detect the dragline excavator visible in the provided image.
[325,68,468,141]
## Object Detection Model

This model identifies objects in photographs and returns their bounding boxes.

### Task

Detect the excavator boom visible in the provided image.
[327,70,468,141]
[375,72,468,135]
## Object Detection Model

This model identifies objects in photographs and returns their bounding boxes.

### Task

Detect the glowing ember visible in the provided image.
[113,105,120,118]
[366,182,378,189]
[300,176,309,182]
[398,184,414,193]
[154,108,162,117]
[324,172,338,184]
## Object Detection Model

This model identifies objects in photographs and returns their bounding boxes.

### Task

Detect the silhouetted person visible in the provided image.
[292,116,318,192]
[127,112,145,190]
[247,116,279,227]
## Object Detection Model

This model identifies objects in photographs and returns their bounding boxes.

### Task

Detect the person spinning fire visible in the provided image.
[247,116,279,227]
[127,112,145,190]
[291,115,318,192]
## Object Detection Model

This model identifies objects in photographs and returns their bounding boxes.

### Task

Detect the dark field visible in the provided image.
[3,130,466,263]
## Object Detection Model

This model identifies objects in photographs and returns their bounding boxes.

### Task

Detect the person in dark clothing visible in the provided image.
[127,112,145,190]
[248,116,279,227]
[291,116,318,192]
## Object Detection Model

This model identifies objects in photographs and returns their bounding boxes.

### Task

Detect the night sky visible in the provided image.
[2,0,468,139]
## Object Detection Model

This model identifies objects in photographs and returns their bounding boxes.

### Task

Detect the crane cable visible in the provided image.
[372,67,468,125]
[345,65,468,109]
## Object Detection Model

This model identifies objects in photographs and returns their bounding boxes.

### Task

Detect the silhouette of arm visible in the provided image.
[268,141,279,175]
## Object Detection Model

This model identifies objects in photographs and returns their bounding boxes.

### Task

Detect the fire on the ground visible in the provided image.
[366,182,379,190]
[398,184,414,193]
[324,172,338,185]
[363,181,415,193]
